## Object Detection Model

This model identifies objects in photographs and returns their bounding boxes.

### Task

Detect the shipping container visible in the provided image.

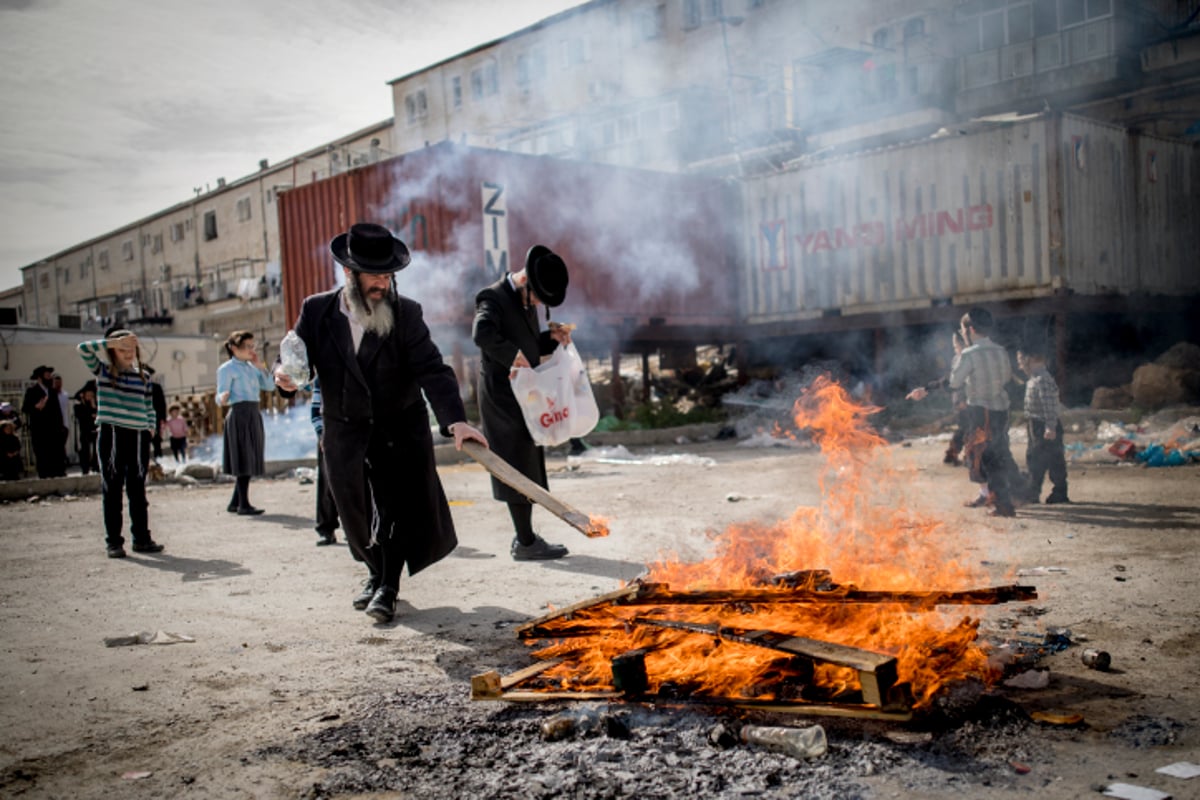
[739,112,1200,327]
[278,142,740,352]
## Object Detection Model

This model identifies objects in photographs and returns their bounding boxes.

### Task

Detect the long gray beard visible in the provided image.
[346,278,395,338]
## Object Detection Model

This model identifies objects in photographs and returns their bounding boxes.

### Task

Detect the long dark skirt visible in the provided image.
[222,401,265,477]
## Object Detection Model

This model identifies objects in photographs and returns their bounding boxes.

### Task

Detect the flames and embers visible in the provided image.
[525,377,1008,710]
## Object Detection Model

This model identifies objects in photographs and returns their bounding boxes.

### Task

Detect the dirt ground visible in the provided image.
[1,426,1198,799]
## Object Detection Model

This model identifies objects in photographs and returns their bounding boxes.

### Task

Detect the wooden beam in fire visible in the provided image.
[632,618,902,709]
[515,582,1038,639]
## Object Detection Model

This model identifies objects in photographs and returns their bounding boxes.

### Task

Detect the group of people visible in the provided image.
[273,222,576,623]
[908,307,1070,517]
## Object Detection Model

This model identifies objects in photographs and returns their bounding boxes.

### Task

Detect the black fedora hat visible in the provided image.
[330,223,411,274]
[524,245,568,308]
[31,365,53,380]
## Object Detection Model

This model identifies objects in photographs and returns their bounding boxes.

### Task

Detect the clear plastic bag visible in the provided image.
[278,330,310,386]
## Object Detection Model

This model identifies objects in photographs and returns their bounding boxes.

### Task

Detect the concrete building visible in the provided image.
[13,0,1199,383]
[17,120,394,378]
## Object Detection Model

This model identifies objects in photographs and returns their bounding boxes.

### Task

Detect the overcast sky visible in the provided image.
[0,0,583,291]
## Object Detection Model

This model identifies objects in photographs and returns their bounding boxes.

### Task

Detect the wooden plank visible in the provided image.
[616,583,1037,608]
[515,584,644,636]
[633,618,901,708]
[470,658,565,699]
[479,690,624,702]
[462,441,604,538]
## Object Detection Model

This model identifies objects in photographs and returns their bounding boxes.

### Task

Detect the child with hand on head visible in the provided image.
[77,330,164,558]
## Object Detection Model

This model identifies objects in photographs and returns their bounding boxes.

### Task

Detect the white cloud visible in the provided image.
[0,0,582,288]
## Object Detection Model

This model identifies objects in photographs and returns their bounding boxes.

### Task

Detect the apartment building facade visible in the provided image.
[15,0,1199,363]
[17,122,394,370]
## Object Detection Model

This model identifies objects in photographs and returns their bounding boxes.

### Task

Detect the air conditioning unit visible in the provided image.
[56,314,82,330]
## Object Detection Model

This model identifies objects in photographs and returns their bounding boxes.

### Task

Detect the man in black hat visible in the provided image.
[22,365,66,478]
[472,244,574,561]
[275,222,487,623]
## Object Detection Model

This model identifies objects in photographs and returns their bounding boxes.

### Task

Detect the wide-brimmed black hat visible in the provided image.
[330,223,411,274]
[31,365,53,379]
[524,245,568,308]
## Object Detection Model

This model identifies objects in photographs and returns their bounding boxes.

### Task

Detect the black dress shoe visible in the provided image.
[365,586,398,623]
[316,532,337,546]
[107,546,127,559]
[237,506,266,516]
[353,579,379,611]
[511,535,569,561]
[132,541,165,553]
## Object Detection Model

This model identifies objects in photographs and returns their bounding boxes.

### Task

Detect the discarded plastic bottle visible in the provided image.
[740,724,827,759]
[277,330,310,386]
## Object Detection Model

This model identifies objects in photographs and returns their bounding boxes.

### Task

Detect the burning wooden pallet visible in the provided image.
[473,576,1036,721]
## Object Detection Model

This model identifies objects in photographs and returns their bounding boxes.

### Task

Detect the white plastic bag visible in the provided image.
[510,342,600,447]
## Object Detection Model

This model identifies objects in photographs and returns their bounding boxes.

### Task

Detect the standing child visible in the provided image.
[163,403,190,463]
[73,381,99,474]
[78,330,165,558]
[1017,341,1070,504]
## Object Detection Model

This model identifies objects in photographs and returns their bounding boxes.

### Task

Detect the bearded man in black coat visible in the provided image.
[275,223,487,623]
[472,245,574,561]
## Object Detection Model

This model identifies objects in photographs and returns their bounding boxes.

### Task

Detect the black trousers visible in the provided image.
[169,436,188,462]
[78,432,98,474]
[316,443,339,536]
[32,430,64,478]
[962,406,1014,510]
[1026,419,1068,497]
[99,424,151,548]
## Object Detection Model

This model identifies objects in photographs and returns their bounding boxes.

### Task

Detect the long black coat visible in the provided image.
[292,288,466,576]
[472,277,557,503]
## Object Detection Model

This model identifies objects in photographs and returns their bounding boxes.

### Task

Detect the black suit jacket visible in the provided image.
[472,276,557,502]
[293,288,467,575]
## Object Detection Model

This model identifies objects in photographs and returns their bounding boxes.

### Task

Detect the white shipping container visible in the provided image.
[740,112,1200,325]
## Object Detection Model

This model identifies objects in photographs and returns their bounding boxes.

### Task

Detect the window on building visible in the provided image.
[62,266,71,284]
[98,249,110,269]
[707,0,723,19]
[152,233,164,252]
[404,89,428,123]
[452,76,462,108]
[236,197,252,222]
[904,17,926,39]
[121,240,134,261]
[203,211,218,241]
[39,272,49,289]
[470,68,484,100]
[170,222,185,242]
[636,5,666,40]
[683,0,701,29]
[80,260,89,280]
[873,28,889,50]
[484,62,499,95]
[562,36,588,67]
[516,53,531,87]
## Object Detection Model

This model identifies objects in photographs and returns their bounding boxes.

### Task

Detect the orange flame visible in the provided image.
[586,515,611,538]
[531,376,997,708]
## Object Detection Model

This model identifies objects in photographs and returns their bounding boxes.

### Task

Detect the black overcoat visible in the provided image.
[292,288,466,576]
[472,277,557,503]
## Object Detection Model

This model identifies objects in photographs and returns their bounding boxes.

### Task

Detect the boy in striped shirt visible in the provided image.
[78,330,165,558]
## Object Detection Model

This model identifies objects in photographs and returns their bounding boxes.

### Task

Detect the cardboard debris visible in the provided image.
[104,631,196,647]
[1102,783,1172,800]
[1156,762,1200,779]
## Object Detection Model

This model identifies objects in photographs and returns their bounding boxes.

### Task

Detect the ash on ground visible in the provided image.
[252,681,1130,800]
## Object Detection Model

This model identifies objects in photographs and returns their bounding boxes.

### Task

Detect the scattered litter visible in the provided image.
[1009,761,1031,774]
[292,467,316,484]
[1015,566,1068,576]
[448,500,474,506]
[882,730,932,745]
[741,724,827,759]
[570,444,716,467]
[121,771,153,780]
[1030,709,1084,726]
[1003,669,1050,689]
[1156,762,1200,779]
[726,493,745,502]
[1081,648,1112,671]
[1102,783,1172,800]
[737,431,805,449]
[1096,421,1133,441]
[104,631,196,647]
